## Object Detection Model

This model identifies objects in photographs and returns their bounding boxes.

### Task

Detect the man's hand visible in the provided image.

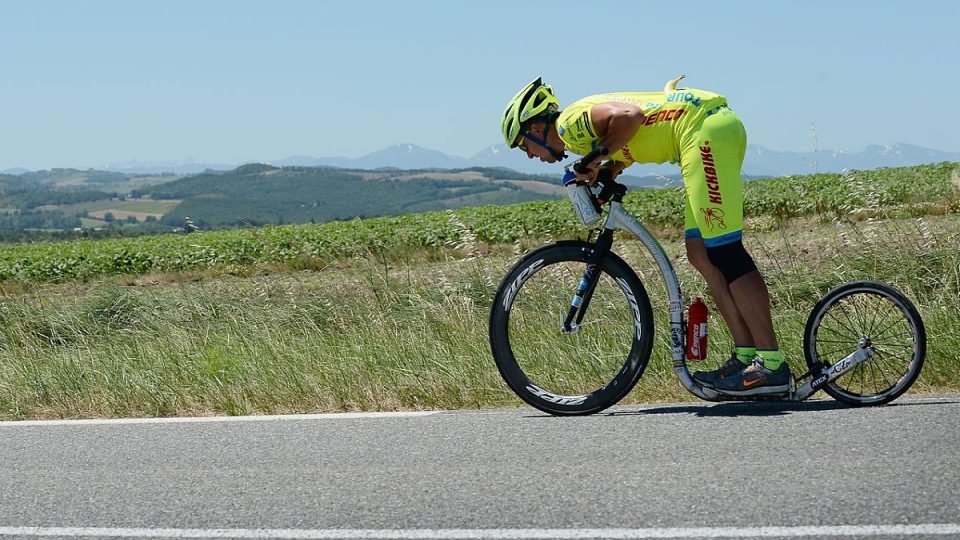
[574,159,600,184]
[592,161,627,186]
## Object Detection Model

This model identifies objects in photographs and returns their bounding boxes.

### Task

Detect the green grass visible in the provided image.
[0,212,957,420]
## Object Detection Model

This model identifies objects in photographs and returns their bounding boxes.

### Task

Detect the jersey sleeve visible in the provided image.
[556,101,600,157]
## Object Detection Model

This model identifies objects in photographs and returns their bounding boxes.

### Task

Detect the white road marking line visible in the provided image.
[0,525,959,539]
[0,411,438,427]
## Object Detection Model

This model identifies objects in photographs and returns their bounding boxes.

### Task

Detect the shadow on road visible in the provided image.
[522,397,957,419]
[609,400,849,417]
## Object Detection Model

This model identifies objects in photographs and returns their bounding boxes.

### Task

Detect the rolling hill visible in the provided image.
[128,164,565,229]
[1,165,572,235]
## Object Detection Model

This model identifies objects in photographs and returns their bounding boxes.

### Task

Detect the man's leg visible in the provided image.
[682,108,790,392]
[685,237,753,347]
[686,229,758,386]
[727,270,777,351]
[708,251,791,394]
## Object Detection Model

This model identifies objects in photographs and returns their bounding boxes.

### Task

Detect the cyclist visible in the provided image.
[500,76,791,395]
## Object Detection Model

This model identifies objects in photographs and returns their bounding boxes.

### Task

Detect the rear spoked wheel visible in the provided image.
[803,281,925,406]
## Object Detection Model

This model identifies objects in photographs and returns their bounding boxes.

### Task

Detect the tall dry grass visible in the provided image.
[0,211,957,420]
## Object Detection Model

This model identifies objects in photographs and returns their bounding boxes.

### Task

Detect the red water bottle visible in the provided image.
[686,297,708,361]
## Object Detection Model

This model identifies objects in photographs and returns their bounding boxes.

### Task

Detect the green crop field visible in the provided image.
[0,162,955,284]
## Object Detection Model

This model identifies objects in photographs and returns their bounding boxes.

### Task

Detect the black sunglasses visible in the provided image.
[516,131,530,152]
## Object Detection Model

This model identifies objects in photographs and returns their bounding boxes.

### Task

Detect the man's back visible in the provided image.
[557,88,727,164]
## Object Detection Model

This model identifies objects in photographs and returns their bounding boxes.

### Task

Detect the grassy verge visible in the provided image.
[0,211,957,420]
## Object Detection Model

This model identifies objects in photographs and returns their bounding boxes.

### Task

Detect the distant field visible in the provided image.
[79,217,108,228]
[357,171,490,182]
[54,173,181,195]
[393,171,488,181]
[45,197,180,220]
[335,168,561,196]
[87,210,156,221]
[505,179,564,196]
[112,199,181,213]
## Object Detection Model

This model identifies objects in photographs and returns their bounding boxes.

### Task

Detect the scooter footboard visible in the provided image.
[794,345,874,401]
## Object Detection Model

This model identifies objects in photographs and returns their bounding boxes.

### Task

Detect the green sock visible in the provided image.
[757,349,785,370]
[734,346,756,365]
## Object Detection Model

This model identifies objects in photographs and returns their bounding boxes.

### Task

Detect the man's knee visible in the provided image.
[705,240,757,284]
[685,239,711,272]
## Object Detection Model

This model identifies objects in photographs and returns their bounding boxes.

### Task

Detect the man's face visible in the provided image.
[522,139,558,163]
[517,123,559,163]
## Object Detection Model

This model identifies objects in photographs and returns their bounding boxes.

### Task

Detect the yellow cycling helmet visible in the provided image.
[501,77,560,148]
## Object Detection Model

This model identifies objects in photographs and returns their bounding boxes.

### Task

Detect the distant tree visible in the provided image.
[103,212,115,223]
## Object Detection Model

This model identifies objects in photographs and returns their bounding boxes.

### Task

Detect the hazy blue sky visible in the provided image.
[2,0,958,170]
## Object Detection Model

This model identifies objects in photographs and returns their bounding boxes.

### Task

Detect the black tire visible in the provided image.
[803,281,926,406]
[489,241,654,415]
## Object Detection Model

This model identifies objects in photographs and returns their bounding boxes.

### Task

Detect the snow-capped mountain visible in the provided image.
[743,143,960,176]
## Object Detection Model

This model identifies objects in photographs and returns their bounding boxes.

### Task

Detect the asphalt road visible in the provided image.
[1,396,958,539]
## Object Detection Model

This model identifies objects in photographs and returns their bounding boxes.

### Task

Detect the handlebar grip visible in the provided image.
[572,146,609,174]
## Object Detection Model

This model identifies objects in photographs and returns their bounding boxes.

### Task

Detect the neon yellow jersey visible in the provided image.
[556,88,728,165]
[558,88,748,248]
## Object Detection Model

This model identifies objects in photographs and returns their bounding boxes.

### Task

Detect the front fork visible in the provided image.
[562,229,614,334]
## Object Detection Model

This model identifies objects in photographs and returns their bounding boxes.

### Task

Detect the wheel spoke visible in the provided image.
[850,294,871,341]
[871,313,910,342]
[822,309,863,341]
[869,351,900,390]
[815,338,865,345]
[864,296,894,339]
[870,340,915,351]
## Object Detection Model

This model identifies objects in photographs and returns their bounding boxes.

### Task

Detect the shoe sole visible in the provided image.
[714,383,791,396]
[694,375,739,388]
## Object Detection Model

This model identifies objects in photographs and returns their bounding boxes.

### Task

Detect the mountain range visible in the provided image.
[3,142,958,178]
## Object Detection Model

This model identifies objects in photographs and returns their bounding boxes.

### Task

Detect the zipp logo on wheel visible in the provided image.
[526,384,587,406]
[616,277,645,340]
[503,259,544,311]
